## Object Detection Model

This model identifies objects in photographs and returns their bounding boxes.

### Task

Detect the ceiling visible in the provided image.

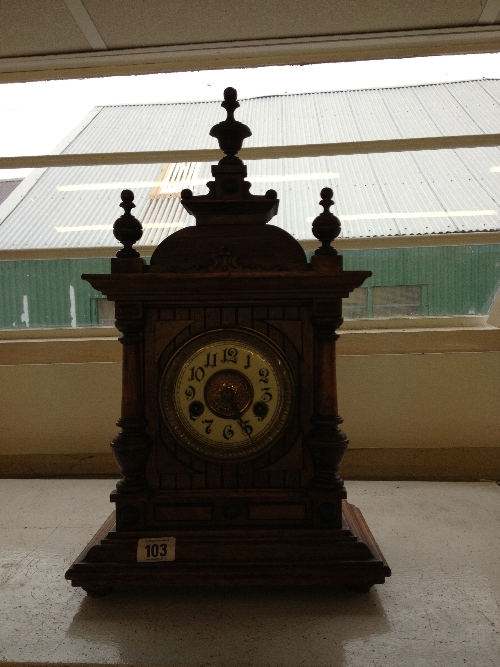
[1,0,500,82]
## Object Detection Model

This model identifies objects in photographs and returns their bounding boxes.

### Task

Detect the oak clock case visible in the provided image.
[65,87,391,596]
[160,328,295,462]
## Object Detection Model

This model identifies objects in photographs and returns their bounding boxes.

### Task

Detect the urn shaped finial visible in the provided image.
[113,189,143,258]
[209,88,252,164]
[312,187,341,256]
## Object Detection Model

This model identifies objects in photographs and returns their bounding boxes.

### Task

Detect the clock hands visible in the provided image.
[221,387,254,443]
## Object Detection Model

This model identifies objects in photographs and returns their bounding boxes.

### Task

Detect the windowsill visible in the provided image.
[341,315,490,330]
[338,325,499,356]
[0,315,492,342]
[0,315,497,365]
[0,327,121,365]
[0,326,120,340]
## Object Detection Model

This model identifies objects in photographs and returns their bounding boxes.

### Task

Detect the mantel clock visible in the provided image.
[160,328,295,462]
[66,88,390,595]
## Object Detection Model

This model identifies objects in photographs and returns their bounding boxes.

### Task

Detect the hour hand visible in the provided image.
[221,388,253,439]
[221,387,241,419]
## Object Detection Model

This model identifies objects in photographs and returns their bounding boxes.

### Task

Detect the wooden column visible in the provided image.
[307,300,348,491]
[111,302,152,493]
[306,188,349,527]
[109,190,152,494]
[304,300,348,529]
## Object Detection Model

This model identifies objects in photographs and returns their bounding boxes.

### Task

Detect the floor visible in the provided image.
[0,480,499,667]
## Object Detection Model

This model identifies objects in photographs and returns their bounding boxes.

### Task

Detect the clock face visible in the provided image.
[160,329,294,461]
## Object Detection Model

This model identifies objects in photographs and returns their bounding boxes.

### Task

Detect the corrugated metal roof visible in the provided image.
[64,79,500,154]
[1,79,500,249]
[0,179,22,205]
[0,147,499,249]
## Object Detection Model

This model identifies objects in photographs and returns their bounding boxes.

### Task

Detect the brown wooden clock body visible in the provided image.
[66,90,390,595]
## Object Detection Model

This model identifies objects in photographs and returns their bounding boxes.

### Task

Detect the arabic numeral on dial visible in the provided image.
[204,352,217,368]
[222,347,238,364]
[259,368,269,383]
[202,419,213,434]
[185,385,196,400]
[261,389,273,402]
[244,354,251,369]
[223,424,234,440]
[188,366,205,382]
[241,419,253,436]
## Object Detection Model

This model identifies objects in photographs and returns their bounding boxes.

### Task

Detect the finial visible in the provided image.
[311,187,341,255]
[120,189,135,215]
[221,87,239,120]
[113,189,143,258]
[209,88,252,164]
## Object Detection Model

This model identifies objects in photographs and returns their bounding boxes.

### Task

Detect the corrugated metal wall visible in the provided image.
[314,244,500,317]
[1,246,499,329]
[0,258,108,329]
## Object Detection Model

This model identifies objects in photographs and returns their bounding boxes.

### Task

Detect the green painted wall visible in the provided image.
[1,245,500,329]
[0,258,108,329]
[339,244,500,316]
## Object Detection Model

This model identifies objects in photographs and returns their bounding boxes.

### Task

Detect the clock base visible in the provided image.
[65,501,390,593]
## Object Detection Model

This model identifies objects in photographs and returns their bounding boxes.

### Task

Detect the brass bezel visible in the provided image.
[160,328,295,462]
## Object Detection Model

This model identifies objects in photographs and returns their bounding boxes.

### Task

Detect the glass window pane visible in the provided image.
[97,299,115,327]
[1,147,500,328]
[343,288,368,319]
[372,285,421,317]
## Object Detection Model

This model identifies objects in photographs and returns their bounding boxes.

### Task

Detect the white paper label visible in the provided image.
[137,536,176,562]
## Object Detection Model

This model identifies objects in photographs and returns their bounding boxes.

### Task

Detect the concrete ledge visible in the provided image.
[0,323,498,364]
[0,664,127,667]
[338,325,500,355]
[0,337,121,365]
[1,449,499,481]
[341,447,500,481]
[0,454,120,478]
[0,664,131,667]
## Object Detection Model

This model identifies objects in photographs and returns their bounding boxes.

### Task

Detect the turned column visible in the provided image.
[307,301,348,492]
[111,307,152,493]
[110,190,152,493]
[305,188,349,526]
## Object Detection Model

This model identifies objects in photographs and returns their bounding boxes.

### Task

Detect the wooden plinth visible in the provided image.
[65,500,390,595]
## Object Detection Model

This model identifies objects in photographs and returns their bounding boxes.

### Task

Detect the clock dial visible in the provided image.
[160,329,294,461]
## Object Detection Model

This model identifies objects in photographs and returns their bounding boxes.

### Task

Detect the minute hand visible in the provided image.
[227,394,254,443]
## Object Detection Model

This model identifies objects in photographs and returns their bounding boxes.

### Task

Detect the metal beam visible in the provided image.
[478,0,500,24]
[2,231,500,261]
[1,134,499,170]
[1,25,499,84]
[62,0,107,50]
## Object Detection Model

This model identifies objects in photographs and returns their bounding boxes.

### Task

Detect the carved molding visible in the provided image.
[208,246,242,271]
[312,317,343,342]
[264,320,303,355]
[155,320,195,360]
